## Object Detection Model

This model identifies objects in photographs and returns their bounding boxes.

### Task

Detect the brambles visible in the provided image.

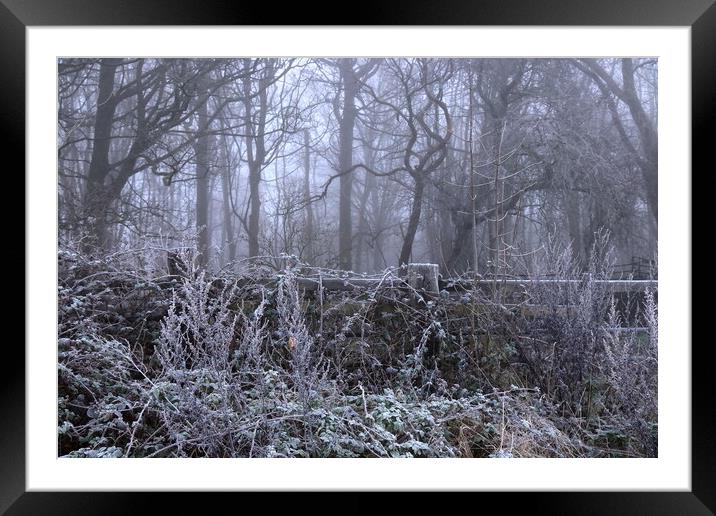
[58,241,657,458]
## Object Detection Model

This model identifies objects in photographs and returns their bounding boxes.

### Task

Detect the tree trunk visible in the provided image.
[338,59,358,271]
[248,161,261,258]
[219,132,237,265]
[565,169,585,267]
[467,77,478,276]
[371,183,389,271]
[578,58,658,223]
[621,59,658,223]
[399,177,425,266]
[194,84,210,268]
[242,62,269,260]
[83,58,120,251]
[490,120,506,275]
[354,140,375,272]
[303,128,315,264]
[641,160,658,223]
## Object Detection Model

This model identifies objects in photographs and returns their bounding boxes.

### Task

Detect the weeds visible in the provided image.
[58,238,657,458]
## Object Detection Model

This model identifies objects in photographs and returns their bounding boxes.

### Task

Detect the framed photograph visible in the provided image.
[5,0,710,512]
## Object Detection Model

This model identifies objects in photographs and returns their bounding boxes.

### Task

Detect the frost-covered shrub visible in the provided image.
[58,335,148,457]
[275,267,320,404]
[599,288,658,456]
[58,246,172,359]
[58,240,656,458]
[517,233,616,416]
[156,271,238,371]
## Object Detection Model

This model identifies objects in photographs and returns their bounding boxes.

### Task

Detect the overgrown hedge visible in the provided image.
[58,243,657,458]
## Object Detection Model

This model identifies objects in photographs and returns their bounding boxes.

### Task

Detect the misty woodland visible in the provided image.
[58,58,658,458]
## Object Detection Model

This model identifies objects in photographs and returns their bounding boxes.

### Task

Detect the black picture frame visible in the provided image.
[3,0,710,513]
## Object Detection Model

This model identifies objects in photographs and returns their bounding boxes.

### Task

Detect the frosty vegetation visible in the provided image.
[58,236,657,458]
[57,58,658,458]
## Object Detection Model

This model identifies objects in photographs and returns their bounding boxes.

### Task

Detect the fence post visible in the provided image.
[405,263,440,295]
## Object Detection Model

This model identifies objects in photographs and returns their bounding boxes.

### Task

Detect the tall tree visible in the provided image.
[330,58,379,270]
[241,59,271,258]
[573,58,658,222]
[302,128,316,264]
[356,59,452,265]
[194,75,211,267]
[235,58,299,259]
[219,121,238,264]
[78,58,226,251]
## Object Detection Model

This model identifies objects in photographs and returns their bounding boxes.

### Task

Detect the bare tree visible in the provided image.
[80,59,213,249]
[194,74,211,266]
[234,58,300,259]
[302,128,316,263]
[325,58,379,270]
[573,58,658,222]
[58,57,657,274]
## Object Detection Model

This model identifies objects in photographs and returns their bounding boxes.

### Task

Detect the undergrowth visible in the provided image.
[57,239,657,458]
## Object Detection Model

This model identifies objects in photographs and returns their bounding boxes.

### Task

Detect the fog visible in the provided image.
[58,57,657,274]
[57,57,660,459]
